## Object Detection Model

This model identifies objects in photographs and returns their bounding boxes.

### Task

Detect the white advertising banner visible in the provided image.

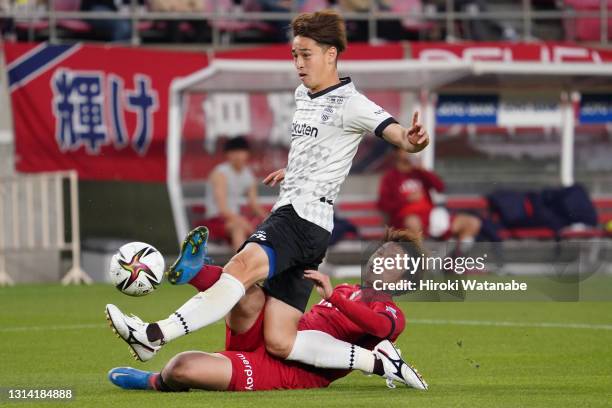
[497,94,562,127]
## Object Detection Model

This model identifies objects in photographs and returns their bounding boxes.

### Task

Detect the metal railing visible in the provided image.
[0,170,91,286]
[0,1,609,48]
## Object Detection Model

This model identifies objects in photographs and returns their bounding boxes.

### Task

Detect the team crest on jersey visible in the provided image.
[321,106,335,123]
[385,305,398,319]
[250,230,267,241]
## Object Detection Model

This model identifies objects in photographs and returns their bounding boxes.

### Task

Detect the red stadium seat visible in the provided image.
[563,0,612,41]
[55,0,91,34]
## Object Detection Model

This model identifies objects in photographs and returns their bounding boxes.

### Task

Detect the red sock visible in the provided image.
[188,265,223,292]
[149,373,160,391]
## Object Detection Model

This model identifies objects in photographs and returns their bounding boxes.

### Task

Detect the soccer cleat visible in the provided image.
[373,340,428,390]
[166,226,210,285]
[105,304,161,362]
[108,367,154,390]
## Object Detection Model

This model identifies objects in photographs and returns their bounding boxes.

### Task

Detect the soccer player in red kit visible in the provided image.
[108,230,427,392]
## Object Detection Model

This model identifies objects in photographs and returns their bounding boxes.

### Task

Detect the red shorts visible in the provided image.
[218,308,332,392]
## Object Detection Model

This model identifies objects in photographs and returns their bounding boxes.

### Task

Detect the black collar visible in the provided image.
[307,77,352,99]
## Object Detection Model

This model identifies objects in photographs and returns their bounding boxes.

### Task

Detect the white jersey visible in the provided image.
[272,77,397,232]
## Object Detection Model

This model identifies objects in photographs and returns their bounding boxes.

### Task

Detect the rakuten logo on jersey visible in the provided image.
[236,353,255,391]
[292,122,319,138]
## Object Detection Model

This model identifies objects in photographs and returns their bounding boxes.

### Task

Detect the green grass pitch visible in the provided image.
[1,282,611,407]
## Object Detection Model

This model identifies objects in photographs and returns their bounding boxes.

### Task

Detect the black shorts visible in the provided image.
[239,204,330,312]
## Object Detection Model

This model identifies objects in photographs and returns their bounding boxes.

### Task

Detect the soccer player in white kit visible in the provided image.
[106,10,430,388]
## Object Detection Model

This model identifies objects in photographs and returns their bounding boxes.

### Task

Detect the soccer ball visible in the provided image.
[109,242,165,297]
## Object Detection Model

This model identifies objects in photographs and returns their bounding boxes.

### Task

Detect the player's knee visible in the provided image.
[163,353,194,385]
[264,333,293,359]
[224,245,268,287]
[468,216,482,235]
[224,252,250,279]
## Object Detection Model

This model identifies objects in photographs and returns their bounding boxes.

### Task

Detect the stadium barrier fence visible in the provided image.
[0,170,91,286]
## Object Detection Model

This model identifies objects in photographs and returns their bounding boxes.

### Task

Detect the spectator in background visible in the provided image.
[256,0,296,42]
[0,0,15,39]
[377,148,482,257]
[433,0,518,41]
[81,0,132,42]
[0,0,12,36]
[148,0,209,43]
[332,0,396,42]
[204,136,267,251]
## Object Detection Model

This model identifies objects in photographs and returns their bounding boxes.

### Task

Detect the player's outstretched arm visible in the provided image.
[304,270,394,339]
[382,111,429,153]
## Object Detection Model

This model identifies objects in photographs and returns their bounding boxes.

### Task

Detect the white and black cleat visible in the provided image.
[105,304,161,362]
[374,340,428,390]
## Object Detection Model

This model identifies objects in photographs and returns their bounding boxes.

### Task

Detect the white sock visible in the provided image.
[287,330,375,373]
[156,273,245,342]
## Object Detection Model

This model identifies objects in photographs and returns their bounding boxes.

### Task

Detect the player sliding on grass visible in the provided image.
[108,229,427,392]
[106,9,429,387]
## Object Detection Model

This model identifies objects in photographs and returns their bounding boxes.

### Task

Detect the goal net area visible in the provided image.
[167,58,612,244]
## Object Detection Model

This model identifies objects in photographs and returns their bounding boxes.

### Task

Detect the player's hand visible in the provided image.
[304,270,333,300]
[263,168,285,187]
[404,111,429,153]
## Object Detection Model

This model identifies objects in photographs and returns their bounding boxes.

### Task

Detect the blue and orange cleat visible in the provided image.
[108,367,154,390]
[166,226,210,285]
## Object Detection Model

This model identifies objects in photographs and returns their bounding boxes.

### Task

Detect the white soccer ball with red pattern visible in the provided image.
[109,242,165,297]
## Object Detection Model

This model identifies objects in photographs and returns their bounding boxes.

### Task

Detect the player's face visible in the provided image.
[291,35,337,93]
[226,149,249,169]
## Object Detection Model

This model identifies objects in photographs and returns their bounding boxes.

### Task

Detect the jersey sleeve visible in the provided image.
[327,291,405,340]
[369,301,406,341]
[343,93,398,138]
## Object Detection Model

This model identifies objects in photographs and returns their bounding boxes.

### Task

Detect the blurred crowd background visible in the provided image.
[0,0,610,46]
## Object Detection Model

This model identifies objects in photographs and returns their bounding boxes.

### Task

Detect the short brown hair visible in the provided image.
[382,227,427,285]
[291,10,348,54]
[383,227,421,245]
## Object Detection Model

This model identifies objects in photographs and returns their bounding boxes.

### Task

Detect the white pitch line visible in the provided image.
[0,323,106,333]
[0,321,225,333]
[410,318,612,331]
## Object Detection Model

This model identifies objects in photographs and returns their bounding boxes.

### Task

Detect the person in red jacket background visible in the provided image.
[377,149,481,257]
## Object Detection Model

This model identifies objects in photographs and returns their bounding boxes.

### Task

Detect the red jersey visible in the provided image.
[377,167,444,229]
[300,284,405,348]
[221,284,405,391]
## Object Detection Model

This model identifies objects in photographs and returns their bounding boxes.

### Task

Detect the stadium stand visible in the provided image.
[1,0,609,45]
[189,195,612,258]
